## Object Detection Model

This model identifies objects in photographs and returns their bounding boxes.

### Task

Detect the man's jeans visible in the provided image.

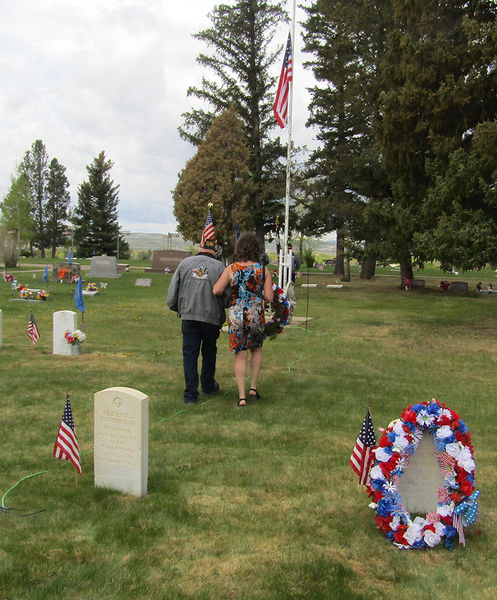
[181,320,220,403]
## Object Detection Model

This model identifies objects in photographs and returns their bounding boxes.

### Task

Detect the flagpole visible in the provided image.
[282,0,296,289]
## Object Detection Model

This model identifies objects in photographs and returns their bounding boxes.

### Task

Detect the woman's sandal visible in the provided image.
[249,388,261,400]
[237,398,247,407]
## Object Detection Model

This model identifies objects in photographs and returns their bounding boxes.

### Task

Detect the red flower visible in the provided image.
[375,515,392,532]
[393,525,409,545]
[460,480,473,497]
[451,492,463,503]
[379,435,393,448]
[401,409,417,423]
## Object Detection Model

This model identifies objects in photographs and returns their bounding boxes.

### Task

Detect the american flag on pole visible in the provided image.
[27,313,40,346]
[350,408,377,485]
[275,218,281,256]
[53,395,82,474]
[273,32,293,128]
[201,206,215,244]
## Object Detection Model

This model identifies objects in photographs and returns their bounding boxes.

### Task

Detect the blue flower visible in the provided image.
[443,525,457,539]
[411,403,426,413]
[458,419,468,434]
[388,432,397,443]
[377,497,395,517]
[445,537,453,551]
[371,478,386,491]
[427,402,441,416]
[386,531,395,541]
[412,539,426,549]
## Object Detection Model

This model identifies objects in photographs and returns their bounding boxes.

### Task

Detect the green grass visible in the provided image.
[1,269,497,599]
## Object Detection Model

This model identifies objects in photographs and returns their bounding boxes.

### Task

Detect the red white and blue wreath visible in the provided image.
[366,399,479,550]
[264,284,291,340]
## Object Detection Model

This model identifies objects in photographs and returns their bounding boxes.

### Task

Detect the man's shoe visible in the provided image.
[202,381,220,395]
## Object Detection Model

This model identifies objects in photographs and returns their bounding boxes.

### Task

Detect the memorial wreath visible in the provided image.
[367,399,479,549]
[264,284,291,340]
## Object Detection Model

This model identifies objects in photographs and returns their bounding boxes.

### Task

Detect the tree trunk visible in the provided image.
[341,252,351,282]
[360,245,376,279]
[400,252,413,281]
[334,229,345,275]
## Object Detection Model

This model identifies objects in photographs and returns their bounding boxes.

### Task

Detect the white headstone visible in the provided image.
[53,310,77,356]
[94,386,148,497]
[397,431,446,515]
[135,278,152,287]
[88,256,121,278]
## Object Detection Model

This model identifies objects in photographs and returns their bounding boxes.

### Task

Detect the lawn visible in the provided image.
[0,267,496,599]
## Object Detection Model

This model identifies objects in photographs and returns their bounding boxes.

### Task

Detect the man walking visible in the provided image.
[167,207,228,403]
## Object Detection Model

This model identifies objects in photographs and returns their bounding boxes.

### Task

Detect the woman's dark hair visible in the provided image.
[235,232,260,262]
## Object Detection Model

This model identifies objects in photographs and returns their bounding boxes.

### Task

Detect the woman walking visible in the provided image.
[213,232,274,406]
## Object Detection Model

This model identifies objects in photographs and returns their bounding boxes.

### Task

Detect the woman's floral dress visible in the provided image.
[228,262,265,353]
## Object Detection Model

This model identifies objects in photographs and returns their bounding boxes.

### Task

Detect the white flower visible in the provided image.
[457,446,476,472]
[437,503,454,518]
[384,480,397,493]
[436,425,453,439]
[416,410,435,426]
[369,465,384,481]
[368,502,377,509]
[423,529,442,548]
[445,442,462,460]
[392,435,409,452]
[374,447,392,462]
[404,524,423,546]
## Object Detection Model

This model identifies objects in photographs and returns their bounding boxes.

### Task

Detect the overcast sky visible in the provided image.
[0,0,317,234]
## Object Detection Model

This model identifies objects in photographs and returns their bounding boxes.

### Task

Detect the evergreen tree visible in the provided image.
[20,139,49,256]
[302,1,393,277]
[179,0,288,248]
[0,172,35,265]
[377,0,497,272]
[46,158,71,258]
[174,106,252,259]
[73,152,128,258]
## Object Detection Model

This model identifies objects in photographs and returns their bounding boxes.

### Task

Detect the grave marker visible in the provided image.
[135,278,152,287]
[88,256,121,279]
[53,310,77,356]
[397,431,446,515]
[94,386,148,497]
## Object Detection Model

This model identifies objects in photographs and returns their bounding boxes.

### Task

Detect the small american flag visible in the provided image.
[350,408,377,485]
[201,207,215,244]
[27,313,40,346]
[53,395,82,474]
[273,32,293,128]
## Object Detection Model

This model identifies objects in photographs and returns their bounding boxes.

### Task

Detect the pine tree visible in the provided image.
[73,152,128,258]
[46,158,71,258]
[179,0,288,248]
[174,107,252,259]
[20,139,49,256]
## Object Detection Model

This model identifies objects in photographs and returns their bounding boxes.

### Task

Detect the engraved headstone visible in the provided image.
[145,249,191,273]
[53,310,77,356]
[94,386,148,497]
[397,431,446,515]
[88,256,121,278]
[135,278,152,287]
[450,281,468,294]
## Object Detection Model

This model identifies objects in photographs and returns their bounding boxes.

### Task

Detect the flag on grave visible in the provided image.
[53,395,82,474]
[350,407,377,485]
[27,313,40,346]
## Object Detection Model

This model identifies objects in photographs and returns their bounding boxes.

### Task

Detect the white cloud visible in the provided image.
[0,1,317,235]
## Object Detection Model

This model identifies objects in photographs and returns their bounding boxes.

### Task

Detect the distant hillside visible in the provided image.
[127,232,336,257]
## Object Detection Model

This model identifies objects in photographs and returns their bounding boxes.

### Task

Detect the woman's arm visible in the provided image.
[263,267,274,302]
[213,266,231,295]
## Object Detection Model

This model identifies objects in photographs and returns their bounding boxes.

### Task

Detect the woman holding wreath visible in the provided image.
[213,232,274,406]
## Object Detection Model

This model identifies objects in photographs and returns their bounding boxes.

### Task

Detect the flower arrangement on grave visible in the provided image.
[367,398,479,550]
[4,273,14,283]
[37,290,50,301]
[17,284,33,299]
[264,284,291,340]
[64,329,86,345]
[86,282,98,292]
[71,275,79,284]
